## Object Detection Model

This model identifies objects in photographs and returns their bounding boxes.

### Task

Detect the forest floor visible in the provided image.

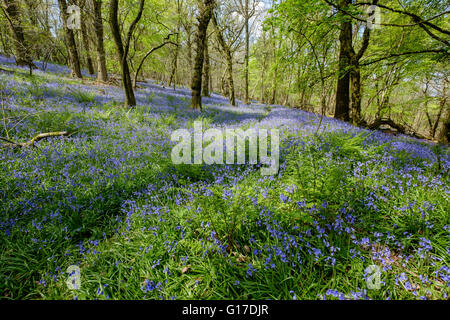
[0,55,449,300]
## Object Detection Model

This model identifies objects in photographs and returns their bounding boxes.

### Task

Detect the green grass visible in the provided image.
[0,73,449,301]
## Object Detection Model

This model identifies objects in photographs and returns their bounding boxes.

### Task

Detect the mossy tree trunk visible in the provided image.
[190,0,215,111]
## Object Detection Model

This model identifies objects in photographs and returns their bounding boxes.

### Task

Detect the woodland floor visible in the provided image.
[0,55,449,300]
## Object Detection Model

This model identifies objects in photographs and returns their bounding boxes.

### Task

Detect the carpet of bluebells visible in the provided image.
[0,55,449,300]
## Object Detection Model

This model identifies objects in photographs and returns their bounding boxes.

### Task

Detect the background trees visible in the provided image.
[0,0,448,142]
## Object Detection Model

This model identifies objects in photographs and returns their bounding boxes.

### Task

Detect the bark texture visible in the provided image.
[58,0,83,78]
[191,0,215,110]
[334,0,352,122]
[91,0,108,82]
[1,0,35,68]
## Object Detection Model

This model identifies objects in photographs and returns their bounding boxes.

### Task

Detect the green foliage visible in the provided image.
[70,89,97,104]
[283,132,365,205]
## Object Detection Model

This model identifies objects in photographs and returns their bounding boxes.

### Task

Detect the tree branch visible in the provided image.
[1,131,70,148]
[361,49,447,66]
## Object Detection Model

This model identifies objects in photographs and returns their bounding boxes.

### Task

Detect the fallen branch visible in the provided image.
[0,67,14,74]
[369,118,406,133]
[1,131,70,149]
[368,118,429,140]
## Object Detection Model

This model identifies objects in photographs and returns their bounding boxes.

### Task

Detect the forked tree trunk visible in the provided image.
[349,0,376,126]
[109,0,145,107]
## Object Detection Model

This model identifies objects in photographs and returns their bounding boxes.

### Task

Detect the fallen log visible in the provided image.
[368,118,406,133]
[1,131,70,148]
[368,118,430,140]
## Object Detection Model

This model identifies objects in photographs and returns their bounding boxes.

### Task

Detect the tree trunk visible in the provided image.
[202,37,210,97]
[57,0,82,78]
[186,25,193,85]
[190,0,214,111]
[350,60,362,125]
[80,4,95,75]
[220,69,229,98]
[225,55,235,105]
[270,64,278,105]
[168,33,180,89]
[169,0,182,90]
[1,0,34,67]
[109,0,144,107]
[350,1,376,125]
[260,60,266,103]
[437,106,449,144]
[334,0,352,122]
[91,0,108,82]
[435,82,449,143]
[0,16,11,57]
[243,0,250,104]
[212,14,236,106]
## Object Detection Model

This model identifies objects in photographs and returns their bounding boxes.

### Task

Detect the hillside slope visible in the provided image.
[0,57,449,300]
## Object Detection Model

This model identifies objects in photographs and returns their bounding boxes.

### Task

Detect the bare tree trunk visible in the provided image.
[350,61,362,124]
[259,32,267,103]
[349,1,376,126]
[0,14,11,57]
[168,34,180,89]
[80,3,95,75]
[1,0,35,68]
[212,14,236,106]
[437,106,449,144]
[109,0,145,107]
[57,0,82,78]
[186,25,193,85]
[168,0,182,90]
[243,0,250,104]
[190,0,214,110]
[435,82,449,143]
[260,58,266,103]
[202,37,210,97]
[91,0,108,82]
[270,64,278,105]
[334,0,352,122]
[225,56,236,105]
